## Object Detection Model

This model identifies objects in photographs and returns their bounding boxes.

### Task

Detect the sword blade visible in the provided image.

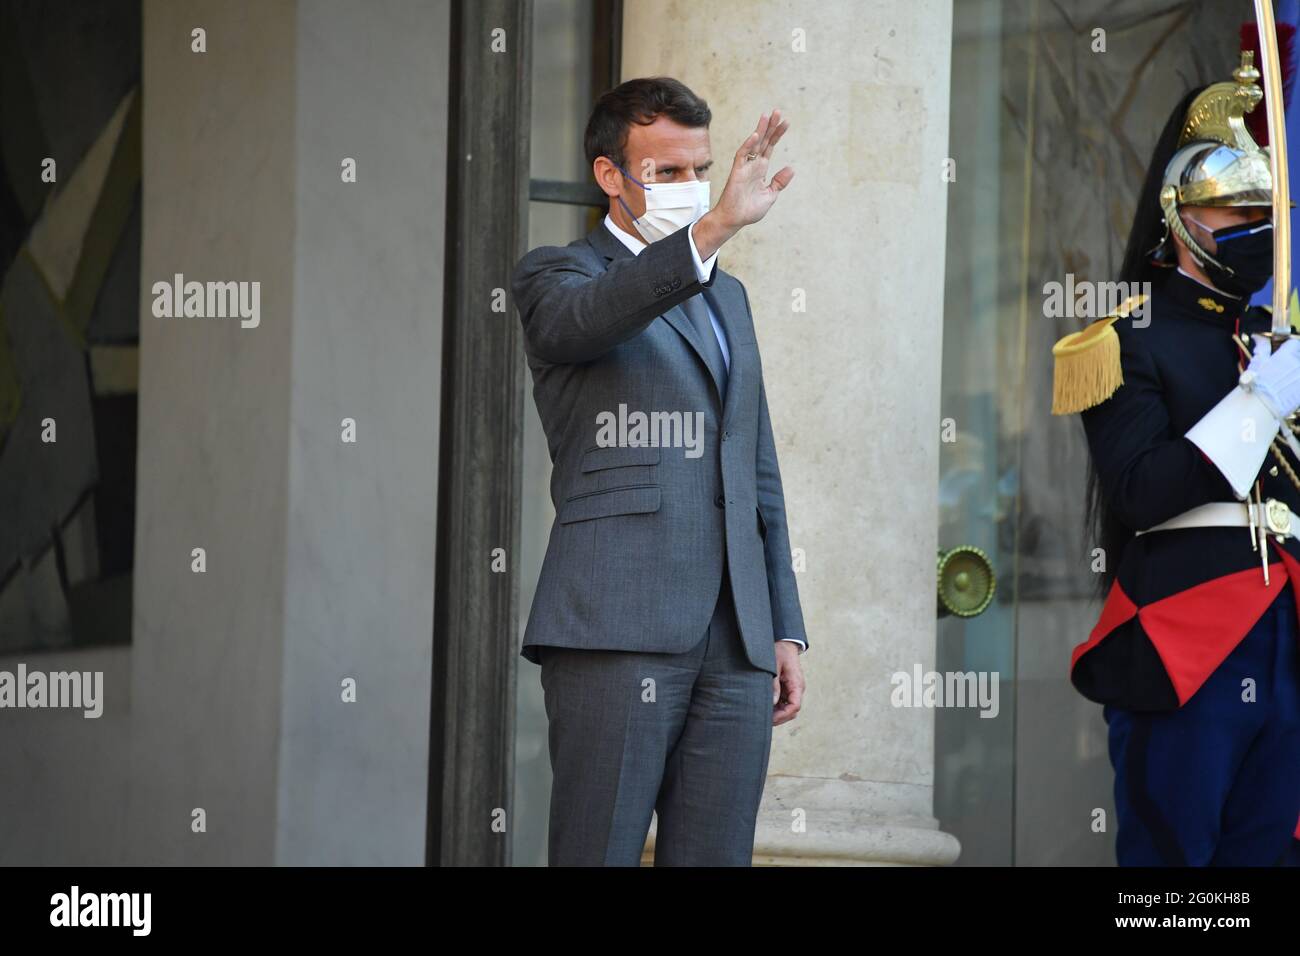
[1256,0,1292,336]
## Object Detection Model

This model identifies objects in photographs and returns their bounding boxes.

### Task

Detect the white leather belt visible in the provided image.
[1137,500,1297,538]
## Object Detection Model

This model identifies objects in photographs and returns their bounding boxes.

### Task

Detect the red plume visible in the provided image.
[1241,21,1297,146]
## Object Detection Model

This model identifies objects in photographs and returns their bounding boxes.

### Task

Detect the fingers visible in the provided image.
[735,129,761,164]
[755,109,785,158]
[772,672,804,725]
[736,113,770,163]
[762,114,790,158]
[769,165,795,191]
[754,111,773,152]
[737,109,790,164]
[786,678,803,712]
[1251,334,1273,364]
[1255,335,1300,363]
[1275,336,1300,359]
[773,694,801,725]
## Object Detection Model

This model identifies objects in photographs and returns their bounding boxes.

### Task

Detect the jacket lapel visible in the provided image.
[586,219,634,262]
[662,304,719,400]
[703,280,747,428]
[588,221,743,415]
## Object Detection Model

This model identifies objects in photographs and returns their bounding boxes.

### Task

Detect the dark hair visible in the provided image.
[1085,85,1205,595]
[583,76,711,170]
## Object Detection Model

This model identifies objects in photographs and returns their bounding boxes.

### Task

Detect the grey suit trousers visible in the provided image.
[540,574,773,866]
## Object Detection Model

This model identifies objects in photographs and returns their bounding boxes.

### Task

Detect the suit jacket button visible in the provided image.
[714,493,725,508]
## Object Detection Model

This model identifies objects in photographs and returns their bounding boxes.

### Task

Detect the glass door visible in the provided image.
[936,0,1244,866]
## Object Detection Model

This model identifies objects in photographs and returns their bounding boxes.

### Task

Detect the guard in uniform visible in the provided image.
[1053,53,1300,866]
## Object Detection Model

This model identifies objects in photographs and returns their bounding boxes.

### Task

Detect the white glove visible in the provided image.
[1245,334,1300,420]
[1185,334,1300,499]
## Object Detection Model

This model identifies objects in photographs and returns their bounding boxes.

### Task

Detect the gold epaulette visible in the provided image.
[1051,293,1147,415]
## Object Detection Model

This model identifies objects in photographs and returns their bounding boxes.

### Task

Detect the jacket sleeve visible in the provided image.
[744,283,809,650]
[511,224,714,365]
[1079,324,1238,532]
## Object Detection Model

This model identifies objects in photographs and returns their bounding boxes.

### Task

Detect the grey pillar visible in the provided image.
[427,0,532,866]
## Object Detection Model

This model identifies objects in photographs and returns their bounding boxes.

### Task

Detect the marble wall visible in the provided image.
[623,0,960,864]
[126,0,299,866]
[276,0,447,866]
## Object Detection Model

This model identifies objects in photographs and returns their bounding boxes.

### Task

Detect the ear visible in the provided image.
[592,156,622,199]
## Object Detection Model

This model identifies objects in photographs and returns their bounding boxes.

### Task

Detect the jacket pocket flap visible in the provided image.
[559,485,661,524]
[580,444,662,473]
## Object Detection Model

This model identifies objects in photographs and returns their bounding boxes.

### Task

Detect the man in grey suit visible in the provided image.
[511,77,807,866]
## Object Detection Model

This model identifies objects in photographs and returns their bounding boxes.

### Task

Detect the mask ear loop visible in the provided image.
[607,157,648,226]
[1182,215,1231,273]
[1182,213,1274,271]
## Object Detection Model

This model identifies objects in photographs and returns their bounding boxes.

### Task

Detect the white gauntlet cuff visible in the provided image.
[1186,380,1283,499]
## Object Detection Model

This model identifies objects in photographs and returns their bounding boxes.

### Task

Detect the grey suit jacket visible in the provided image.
[511,220,807,676]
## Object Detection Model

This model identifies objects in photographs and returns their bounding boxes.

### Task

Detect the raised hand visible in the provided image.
[690,109,793,259]
[714,109,794,229]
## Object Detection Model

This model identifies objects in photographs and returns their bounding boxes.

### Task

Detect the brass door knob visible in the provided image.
[937,546,996,618]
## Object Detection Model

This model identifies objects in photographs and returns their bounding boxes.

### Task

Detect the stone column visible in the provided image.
[623,0,960,865]
[129,0,447,864]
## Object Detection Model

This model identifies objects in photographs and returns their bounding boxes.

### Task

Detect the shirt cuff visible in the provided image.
[687,218,719,283]
[777,638,807,653]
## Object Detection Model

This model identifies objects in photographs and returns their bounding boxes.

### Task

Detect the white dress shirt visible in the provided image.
[602,213,806,655]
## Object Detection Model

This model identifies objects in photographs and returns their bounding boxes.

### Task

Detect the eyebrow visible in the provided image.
[654,159,714,175]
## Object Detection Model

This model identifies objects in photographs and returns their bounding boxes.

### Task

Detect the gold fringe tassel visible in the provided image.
[1051,317,1123,415]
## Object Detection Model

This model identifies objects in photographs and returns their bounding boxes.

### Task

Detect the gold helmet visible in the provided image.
[1158,51,1274,273]
[1055,51,1286,417]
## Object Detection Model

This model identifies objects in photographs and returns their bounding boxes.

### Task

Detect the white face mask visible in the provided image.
[611,160,711,244]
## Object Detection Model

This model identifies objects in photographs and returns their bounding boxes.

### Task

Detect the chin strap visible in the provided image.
[1160,186,1238,277]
